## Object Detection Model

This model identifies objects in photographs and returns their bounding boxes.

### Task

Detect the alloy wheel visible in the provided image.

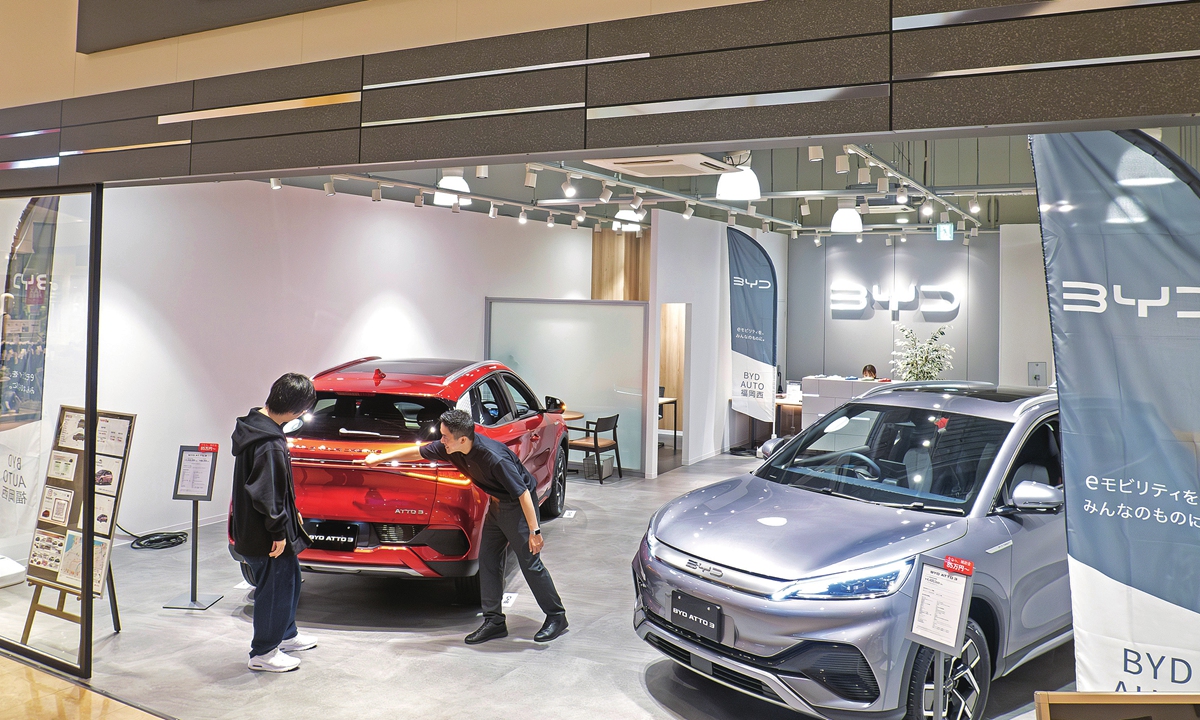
[553,448,567,515]
[922,636,983,720]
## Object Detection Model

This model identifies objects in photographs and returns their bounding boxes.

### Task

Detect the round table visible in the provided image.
[561,410,584,422]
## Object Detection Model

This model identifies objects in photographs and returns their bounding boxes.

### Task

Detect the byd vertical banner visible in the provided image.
[1033,131,1200,692]
[727,228,777,423]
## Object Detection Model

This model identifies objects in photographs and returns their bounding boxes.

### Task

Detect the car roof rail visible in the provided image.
[855,380,996,401]
[313,356,382,379]
[442,360,496,386]
[1014,390,1058,417]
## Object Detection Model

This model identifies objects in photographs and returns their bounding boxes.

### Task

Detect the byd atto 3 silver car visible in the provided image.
[633,384,1071,720]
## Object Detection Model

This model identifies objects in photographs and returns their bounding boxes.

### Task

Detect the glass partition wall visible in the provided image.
[486,298,649,473]
[0,185,102,677]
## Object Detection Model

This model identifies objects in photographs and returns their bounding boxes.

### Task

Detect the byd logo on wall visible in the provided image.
[829,280,961,320]
[1063,282,1200,317]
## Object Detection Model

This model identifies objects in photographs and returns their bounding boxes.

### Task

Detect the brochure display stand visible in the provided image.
[164,444,222,611]
[905,554,975,720]
[22,406,136,651]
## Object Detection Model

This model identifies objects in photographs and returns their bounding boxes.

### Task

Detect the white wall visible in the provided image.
[99,181,592,533]
[650,210,787,469]
[999,223,1055,386]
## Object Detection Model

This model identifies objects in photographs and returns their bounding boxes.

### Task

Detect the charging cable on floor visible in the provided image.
[116,522,188,550]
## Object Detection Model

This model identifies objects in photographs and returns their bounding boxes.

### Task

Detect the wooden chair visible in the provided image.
[567,414,623,483]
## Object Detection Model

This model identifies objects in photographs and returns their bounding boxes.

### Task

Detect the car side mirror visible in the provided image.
[544,396,565,413]
[759,436,789,459]
[1012,479,1064,512]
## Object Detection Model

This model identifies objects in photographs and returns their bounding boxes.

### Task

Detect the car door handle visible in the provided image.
[531,433,541,441]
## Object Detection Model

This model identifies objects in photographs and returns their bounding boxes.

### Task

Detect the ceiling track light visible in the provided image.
[489,202,498,219]
[835,155,850,174]
[814,236,822,247]
[518,210,528,224]
[963,234,970,246]
[877,177,889,194]
[630,192,644,210]
[727,213,736,227]
[857,167,871,185]
[896,185,909,204]
[571,220,579,230]
[900,233,907,242]
[524,166,537,189]
[957,220,966,231]
[371,187,382,202]
[800,201,811,217]
[940,211,951,223]
[324,180,336,196]
[808,145,824,162]
[547,215,555,228]
[452,200,461,213]
[921,200,934,217]
[969,194,981,214]
[762,220,770,232]
[856,233,863,243]
[561,177,576,197]
[270,177,282,190]
[747,204,757,217]
[593,222,602,233]
[682,203,694,219]
[575,211,586,223]
[886,235,893,246]
[476,165,489,179]
[790,229,798,239]
[414,192,424,208]
[970,226,979,237]
[612,220,621,231]
[598,183,613,203]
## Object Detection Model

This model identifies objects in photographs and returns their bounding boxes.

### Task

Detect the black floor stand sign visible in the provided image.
[164,444,222,611]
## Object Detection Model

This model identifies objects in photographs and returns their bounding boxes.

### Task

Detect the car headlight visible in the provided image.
[770,557,914,601]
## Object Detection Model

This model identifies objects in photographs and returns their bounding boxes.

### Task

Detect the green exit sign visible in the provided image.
[936,223,954,241]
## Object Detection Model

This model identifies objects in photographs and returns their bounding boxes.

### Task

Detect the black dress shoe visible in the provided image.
[534,614,569,643]
[465,620,508,645]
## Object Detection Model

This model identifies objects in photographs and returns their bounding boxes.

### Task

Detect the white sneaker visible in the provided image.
[278,632,318,652]
[247,648,301,673]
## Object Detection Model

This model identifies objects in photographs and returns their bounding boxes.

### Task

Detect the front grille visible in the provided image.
[373,524,422,544]
[646,633,781,703]
[790,643,880,703]
[712,665,782,701]
[647,633,692,665]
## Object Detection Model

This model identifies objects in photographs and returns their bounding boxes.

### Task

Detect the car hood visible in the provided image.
[652,474,968,581]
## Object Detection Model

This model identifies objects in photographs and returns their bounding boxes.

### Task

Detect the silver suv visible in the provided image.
[633,384,1069,720]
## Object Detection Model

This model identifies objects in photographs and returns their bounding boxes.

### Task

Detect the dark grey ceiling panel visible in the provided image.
[893,58,1200,129]
[588,0,889,58]
[0,133,60,164]
[58,145,191,184]
[363,26,586,86]
[360,109,585,163]
[0,102,62,136]
[193,58,363,110]
[61,83,193,127]
[588,36,889,108]
[362,67,584,125]
[60,117,191,154]
[191,103,361,143]
[586,96,891,148]
[76,0,368,54]
[894,3,1200,78]
[189,128,360,175]
[0,166,58,191]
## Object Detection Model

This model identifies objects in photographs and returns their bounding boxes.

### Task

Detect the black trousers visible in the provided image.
[244,552,302,657]
[479,498,565,622]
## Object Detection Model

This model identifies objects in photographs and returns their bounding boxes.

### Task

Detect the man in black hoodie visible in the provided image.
[230,373,316,673]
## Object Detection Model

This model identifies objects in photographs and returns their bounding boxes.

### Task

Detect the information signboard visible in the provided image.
[906,554,974,657]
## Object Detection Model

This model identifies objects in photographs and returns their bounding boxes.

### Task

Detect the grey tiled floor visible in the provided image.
[0,454,1072,719]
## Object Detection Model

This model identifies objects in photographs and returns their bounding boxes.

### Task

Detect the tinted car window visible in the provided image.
[502,374,539,417]
[475,377,511,426]
[999,418,1063,504]
[758,403,1013,513]
[300,393,450,441]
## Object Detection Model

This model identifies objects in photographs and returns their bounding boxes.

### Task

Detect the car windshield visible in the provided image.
[297,392,451,441]
[757,403,1012,512]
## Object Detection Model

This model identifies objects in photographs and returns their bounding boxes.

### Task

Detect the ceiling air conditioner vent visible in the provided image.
[583,154,738,178]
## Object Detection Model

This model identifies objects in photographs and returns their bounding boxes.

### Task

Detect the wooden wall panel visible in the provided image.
[591,229,650,302]
[659,303,686,433]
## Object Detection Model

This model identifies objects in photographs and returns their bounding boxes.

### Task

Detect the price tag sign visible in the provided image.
[198,443,219,454]
[172,445,219,501]
[905,554,975,656]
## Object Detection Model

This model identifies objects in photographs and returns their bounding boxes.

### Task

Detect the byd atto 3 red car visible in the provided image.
[231,358,570,600]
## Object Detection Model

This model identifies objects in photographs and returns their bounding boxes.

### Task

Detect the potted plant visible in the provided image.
[890,325,954,381]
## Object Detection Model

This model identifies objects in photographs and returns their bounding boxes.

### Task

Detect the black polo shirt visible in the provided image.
[419,434,536,501]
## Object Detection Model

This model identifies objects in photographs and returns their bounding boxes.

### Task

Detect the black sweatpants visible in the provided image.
[479,498,565,622]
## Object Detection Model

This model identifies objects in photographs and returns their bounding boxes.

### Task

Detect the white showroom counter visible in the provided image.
[799,376,888,429]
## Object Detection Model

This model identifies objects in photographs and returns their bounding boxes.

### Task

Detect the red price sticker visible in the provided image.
[198,443,219,453]
[944,556,974,576]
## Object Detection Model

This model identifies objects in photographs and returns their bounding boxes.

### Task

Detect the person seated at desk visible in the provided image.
[861,364,877,380]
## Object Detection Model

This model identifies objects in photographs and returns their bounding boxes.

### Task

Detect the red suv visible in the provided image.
[233,358,569,600]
